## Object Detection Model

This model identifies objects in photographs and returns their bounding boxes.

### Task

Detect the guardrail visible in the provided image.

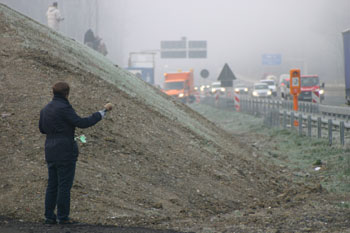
[200,95,350,146]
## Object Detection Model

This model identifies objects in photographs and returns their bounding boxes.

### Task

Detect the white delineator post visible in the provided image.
[234,92,240,112]
[312,91,320,103]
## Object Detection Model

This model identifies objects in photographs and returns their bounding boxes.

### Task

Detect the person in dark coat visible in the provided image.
[39,82,110,224]
[83,29,96,49]
[84,29,108,56]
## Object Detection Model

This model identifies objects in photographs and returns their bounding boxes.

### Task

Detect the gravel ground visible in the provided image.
[1,3,350,233]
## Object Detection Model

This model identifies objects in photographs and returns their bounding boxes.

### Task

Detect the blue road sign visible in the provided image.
[262,54,282,65]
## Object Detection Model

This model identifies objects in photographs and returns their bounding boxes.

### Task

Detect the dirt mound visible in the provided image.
[1,4,348,233]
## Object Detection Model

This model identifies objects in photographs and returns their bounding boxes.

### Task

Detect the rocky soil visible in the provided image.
[1,3,350,233]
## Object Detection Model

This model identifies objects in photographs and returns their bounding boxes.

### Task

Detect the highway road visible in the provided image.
[321,85,347,107]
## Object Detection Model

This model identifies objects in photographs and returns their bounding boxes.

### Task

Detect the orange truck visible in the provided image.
[162,70,195,103]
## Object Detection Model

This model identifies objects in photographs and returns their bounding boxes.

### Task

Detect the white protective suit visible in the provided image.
[46,6,63,31]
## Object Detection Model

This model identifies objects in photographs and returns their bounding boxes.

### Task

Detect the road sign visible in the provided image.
[188,40,207,58]
[161,51,187,58]
[160,38,207,59]
[262,54,282,65]
[217,63,236,87]
[200,69,209,78]
[188,51,207,58]
[161,38,187,58]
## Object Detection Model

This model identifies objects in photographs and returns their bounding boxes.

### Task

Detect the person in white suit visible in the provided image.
[46,2,64,31]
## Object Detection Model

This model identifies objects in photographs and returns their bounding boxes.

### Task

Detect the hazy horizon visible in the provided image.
[1,0,349,86]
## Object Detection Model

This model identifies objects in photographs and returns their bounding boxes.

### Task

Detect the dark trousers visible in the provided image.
[45,161,76,221]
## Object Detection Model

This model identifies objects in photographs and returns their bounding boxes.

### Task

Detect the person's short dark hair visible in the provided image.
[53,82,70,97]
[53,2,58,7]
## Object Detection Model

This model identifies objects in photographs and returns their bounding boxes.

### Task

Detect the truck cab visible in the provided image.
[298,75,325,102]
[162,71,195,103]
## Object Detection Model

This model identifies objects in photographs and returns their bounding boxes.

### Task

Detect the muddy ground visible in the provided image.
[1,3,350,233]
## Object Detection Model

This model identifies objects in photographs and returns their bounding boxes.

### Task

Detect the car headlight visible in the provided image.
[253,91,258,96]
[211,88,216,93]
[178,93,184,98]
[267,90,272,95]
[234,88,239,92]
[319,89,324,95]
[244,88,248,92]
[221,88,225,92]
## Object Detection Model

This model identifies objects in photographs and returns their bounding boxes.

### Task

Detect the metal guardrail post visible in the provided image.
[283,111,286,129]
[247,98,250,113]
[317,117,322,138]
[328,119,333,145]
[291,112,295,130]
[340,121,345,146]
[250,99,253,114]
[243,98,246,113]
[307,115,312,137]
[299,114,303,136]
[269,111,273,127]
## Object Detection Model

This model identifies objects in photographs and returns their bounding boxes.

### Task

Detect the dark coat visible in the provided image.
[39,94,102,162]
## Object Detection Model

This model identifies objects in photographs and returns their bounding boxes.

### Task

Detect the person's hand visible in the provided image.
[98,110,106,118]
[104,103,113,111]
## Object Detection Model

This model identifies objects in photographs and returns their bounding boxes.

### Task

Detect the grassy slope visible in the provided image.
[191,103,350,194]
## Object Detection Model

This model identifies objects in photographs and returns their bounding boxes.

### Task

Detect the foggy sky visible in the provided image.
[1,0,349,86]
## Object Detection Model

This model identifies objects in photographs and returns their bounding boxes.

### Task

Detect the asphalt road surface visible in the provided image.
[321,85,347,107]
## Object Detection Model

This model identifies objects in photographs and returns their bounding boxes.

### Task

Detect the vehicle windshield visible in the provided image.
[163,81,184,90]
[301,77,319,87]
[254,84,268,90]
[261,80,275,86]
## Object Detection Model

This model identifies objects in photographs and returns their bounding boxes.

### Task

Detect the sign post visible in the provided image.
[290,69,301,126]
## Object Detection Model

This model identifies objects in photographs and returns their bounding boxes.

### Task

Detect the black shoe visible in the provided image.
[58,218,78,225]
[44,218,57,225]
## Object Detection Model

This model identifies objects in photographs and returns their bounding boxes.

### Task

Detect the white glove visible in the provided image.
[99,110,107,118]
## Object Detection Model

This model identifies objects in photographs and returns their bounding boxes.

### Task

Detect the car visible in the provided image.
[210,82,225,94]
[252,83,272,98]
[199,84,211,95]
[234,84,249,94]
[260,79,277,96]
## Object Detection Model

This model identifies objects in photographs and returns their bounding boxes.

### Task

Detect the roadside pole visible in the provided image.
[290,69,301,127]
[234,91,240,112]
[312,91,320,104]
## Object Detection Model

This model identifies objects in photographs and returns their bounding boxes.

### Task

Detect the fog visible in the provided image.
[1,0,349,86]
